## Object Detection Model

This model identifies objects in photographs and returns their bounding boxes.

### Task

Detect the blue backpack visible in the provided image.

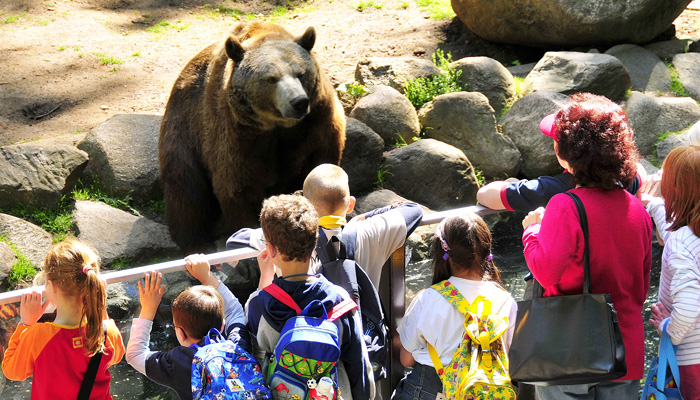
[191,328,272,400]
[263,284,357,400]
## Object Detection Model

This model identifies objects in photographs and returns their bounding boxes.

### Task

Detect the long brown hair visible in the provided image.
[660,145,700,237]
[431,214,501,285]
[39,239,106,356]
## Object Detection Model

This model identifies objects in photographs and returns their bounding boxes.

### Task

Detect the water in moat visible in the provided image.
[0,212,663,399]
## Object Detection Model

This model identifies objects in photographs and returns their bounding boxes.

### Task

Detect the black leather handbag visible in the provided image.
[508,192,627,385]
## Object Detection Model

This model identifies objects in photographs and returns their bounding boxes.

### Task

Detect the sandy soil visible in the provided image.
[1,0,699,147]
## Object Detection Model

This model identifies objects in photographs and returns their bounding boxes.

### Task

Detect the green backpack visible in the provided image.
[427,280,516,400]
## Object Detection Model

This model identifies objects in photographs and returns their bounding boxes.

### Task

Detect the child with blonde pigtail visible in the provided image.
[2,239,125,399]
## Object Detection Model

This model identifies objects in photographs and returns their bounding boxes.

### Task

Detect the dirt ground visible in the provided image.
[1,0,699,147]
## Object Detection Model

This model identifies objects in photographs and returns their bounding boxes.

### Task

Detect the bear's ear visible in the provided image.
[225,36,245,63]
[295,27,316,52]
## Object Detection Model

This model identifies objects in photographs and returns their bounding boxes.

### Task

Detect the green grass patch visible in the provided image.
[374,166,392,187]
[1,236,38,289]
[498,76,526,119]
[73,45,80,51]
[39,19,49,26]
[4,13,27,23]
[666,62,690,98]
[415,0,455,19]
[71,179,141,216]
[99,55,123,66]
[356,1,383,11]
[110,257,136,270]
[147,20,190,36]
[340,82,369,98]
[404,49,464,109]
[398,1,410,9]
[5,198,74,243]
[474,169,485,187]
[131,51,141,57]
[58,45,68,51]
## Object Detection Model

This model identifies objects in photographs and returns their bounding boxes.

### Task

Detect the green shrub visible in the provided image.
[8,200,73,242]
[404,49,464,109]
[666,62,690,97]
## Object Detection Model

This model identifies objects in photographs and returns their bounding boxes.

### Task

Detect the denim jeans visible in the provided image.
[535,380,639,400]
[391,363,443,400]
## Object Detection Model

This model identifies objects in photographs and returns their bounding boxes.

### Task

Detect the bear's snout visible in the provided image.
[290,95,310,115]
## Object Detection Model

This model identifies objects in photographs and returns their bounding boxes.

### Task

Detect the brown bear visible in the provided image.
[159,21,345,253]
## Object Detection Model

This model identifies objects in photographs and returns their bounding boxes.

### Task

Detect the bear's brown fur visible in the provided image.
[159,21,345,253]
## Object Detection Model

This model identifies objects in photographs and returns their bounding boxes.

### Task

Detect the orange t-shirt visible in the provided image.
[2,319,124,399]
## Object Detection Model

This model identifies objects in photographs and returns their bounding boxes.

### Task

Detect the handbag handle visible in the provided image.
[532,192,593,297]
[564,192,593,294]
[657,320,682,392]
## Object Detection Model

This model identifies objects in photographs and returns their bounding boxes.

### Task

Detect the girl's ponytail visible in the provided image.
[42,239,106,356]
[82,264,106,356]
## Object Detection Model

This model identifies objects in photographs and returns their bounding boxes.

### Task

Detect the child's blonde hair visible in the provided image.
[660,145,700,237]
[303,164,351,216]
[39,239,106,356]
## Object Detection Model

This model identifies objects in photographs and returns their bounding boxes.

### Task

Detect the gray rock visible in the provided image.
[106,281,140,321]
[0,143,88,210]
[672,53,700,102]
[354,189,433,215]
[0,242,17,291]
[605,44,671,92]
[507,62,537,79]
[349,86,420,147]
[77,114,162,201]
[72,200,179,267]
[0,213,52,269]
[383,139,479,210]
[450,57,515,115]
[355,57,440,92]
[341,118,385,194]
[451,0,691,47]
[522,52,631,101]
[644,39,692,61]
[640,159,660,177]
[657,132,691,165]
[624,91,700,156]
[418,92,521,178]
[500,91,570,178]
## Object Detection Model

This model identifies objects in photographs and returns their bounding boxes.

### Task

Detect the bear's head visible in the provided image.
[225,24,321,130]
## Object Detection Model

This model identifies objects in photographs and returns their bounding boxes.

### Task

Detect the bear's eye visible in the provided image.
[266,76,278,84]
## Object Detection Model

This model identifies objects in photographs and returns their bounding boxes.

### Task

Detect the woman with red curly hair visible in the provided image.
[521,93,653,399]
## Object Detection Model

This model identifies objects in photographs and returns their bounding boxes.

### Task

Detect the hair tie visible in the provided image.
[486,253,493,261]
[82,265,94,275]
[434,228,451,260]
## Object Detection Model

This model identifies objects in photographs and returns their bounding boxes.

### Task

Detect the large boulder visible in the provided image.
[340,118,385,194]
[604,44,671,93]
[450,57,515,115]
[672,53,700,102]
[418,92,521,178]
[624,92,700,156]
[0,213,53,269]
[72,200,180,267]
[77,114,162,201]
[0,143,88,210]
[500,91,570,178]
[355,57,439,92]
[349,85,420,147]
[522,52,631,101]
[451,0,691,47]
[382,139,479,210]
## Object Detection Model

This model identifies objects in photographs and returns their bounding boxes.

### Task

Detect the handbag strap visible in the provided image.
[657,320,683,391]
[77,323,108,400]
[564,192,593,294]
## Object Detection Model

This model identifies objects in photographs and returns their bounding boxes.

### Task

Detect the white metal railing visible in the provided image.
[0,204,498,306]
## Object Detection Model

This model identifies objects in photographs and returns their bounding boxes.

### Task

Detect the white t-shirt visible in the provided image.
[397,276,518,367]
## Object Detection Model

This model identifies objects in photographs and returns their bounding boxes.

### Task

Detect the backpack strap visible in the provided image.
[427,343,445,376]
[429,280,471,315]
[263,283,302,315]
[328,298,358,322]
[76,322,108,400]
